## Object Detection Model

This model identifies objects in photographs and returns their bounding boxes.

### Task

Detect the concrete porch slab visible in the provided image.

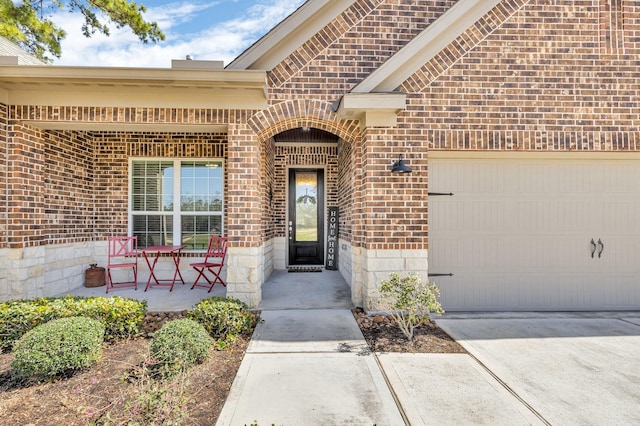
[259,269,353,310]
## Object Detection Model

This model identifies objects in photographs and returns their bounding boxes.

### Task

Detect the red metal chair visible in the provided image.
[190,236,227,292]
[106,236,138,293]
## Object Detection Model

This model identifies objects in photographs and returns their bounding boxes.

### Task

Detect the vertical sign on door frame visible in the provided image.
[326,207,339,270]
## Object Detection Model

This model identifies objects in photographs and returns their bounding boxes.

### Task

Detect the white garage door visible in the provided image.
[429,152,640,311]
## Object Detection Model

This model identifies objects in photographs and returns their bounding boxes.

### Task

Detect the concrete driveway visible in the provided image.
[437,313,640,425]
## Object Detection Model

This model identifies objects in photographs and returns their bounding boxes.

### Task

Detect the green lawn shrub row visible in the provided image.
[0,296,147,352]
[150,318,213,379]
[11,316,105,382]
[188,296,259,349]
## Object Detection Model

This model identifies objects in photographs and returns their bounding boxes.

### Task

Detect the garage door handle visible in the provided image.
[597,239,604,258]
[591,239,597,258]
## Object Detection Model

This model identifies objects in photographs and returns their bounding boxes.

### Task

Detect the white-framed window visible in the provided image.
[129,159,224,250]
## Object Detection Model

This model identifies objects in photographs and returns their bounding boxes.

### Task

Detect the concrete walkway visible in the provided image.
[65,271,640,425]
[217,271,640,425]
[217,308,548,426]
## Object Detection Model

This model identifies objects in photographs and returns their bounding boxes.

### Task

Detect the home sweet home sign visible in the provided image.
[326,207,338,270]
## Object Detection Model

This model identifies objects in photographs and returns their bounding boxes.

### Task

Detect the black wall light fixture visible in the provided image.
[391,155,412,173]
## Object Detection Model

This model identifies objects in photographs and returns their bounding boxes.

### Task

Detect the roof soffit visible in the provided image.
[352,0,502,93]
[227,0,356,70]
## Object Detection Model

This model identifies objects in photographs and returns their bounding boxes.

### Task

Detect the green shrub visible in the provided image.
[150,319,212,379]
[188,296,258,349]
[11,316,105,382]
[0,296,146,352]
[379,272,445,341]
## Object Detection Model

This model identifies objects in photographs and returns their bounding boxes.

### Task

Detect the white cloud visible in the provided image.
[52,0,304,68]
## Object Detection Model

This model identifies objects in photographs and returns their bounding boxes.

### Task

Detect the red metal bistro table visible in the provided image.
[141,245,187,291]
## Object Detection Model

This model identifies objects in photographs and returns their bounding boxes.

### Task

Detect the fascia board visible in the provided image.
[353,0,501,93]
[6,87,268,109]
[0,65,267,88]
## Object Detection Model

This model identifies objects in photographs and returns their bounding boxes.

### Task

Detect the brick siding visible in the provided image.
[2,0,639,255]
[45,130,94,244]
[401,0,640,151]
[6,123,45,248]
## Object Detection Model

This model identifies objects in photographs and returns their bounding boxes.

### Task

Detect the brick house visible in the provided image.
[1,0,639,311]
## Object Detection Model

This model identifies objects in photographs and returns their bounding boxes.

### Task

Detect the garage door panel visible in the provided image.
[430,156,640,311]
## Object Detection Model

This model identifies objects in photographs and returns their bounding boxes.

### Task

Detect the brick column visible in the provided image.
[353,127,430,312]
[2,122,46,299]
[7,122,46,248]
[225,123,263,307]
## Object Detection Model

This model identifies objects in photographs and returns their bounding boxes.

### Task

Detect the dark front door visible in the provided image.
[288,169,324,265]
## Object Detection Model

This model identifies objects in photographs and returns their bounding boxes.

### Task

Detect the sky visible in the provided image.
[51,0,306,68]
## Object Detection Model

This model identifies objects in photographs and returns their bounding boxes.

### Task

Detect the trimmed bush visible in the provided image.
[188,296,258,349]
[11,316,105,382]
[379,272,444,341]
[150,319,212,379]
[0,296,146,352]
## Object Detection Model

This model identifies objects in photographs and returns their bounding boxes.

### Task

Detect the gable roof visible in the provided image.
[227,0,356,70]
[352,0,501,93]
[230,0,507,95]
[0,35,46,66]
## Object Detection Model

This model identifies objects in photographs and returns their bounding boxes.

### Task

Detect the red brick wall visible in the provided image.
[402,0,640,150]
[269,0,458,100]
[227,123,261,247]
[6,123,45,248]
[262,138,277,241]
[336,138,354,243]
[262,0,640,250]
[44,130,94,243]
[4,0,640,255]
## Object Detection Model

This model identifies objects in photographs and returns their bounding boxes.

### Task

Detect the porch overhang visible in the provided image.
[0,65,268,110]
[334,92,406,129]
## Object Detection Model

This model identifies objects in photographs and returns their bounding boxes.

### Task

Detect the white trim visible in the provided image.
[335,92,406,129]
[128,158,225,251]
